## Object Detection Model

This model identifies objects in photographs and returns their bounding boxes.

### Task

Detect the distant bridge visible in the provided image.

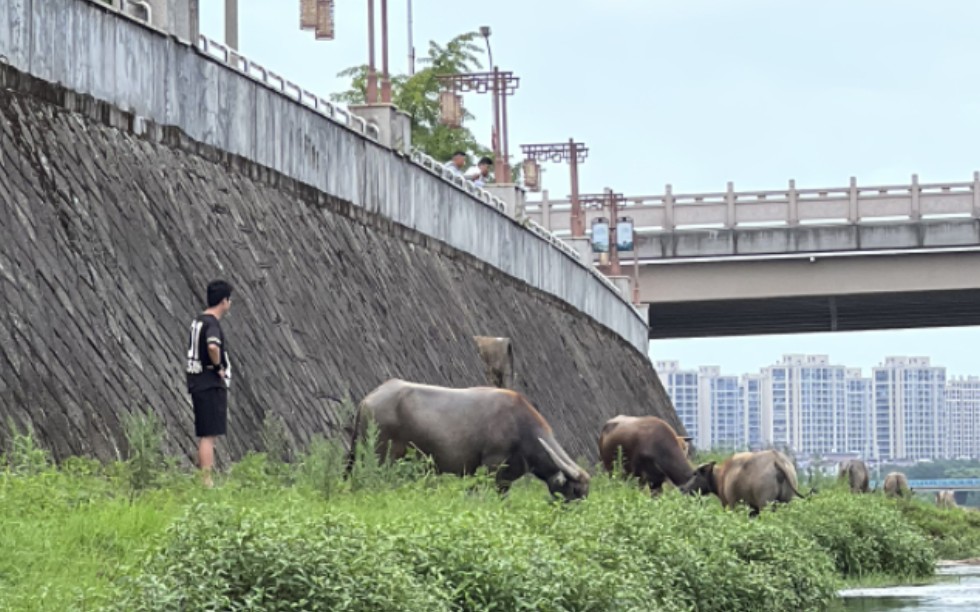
[527,176,980,338]
[868,478,980,492]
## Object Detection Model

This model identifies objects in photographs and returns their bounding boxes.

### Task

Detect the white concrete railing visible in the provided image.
[528,173,980,233]
[195,36,379,141]
[62,0,640,320]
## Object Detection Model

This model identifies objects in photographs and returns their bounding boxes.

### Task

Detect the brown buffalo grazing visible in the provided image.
[350,379,589,500]
[681,450,805,516]
[838,459,870,493]
[936,490,957,509]
[598,415,694,495]
[882,472,912,498]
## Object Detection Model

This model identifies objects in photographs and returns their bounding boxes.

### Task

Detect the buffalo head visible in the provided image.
[538,437,590,501]
[680,461,717,497]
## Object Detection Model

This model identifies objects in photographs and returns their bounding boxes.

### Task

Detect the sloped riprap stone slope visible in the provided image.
[0,64,679,464]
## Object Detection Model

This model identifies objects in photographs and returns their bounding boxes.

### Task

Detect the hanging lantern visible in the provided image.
[300,0,317,30]
[522,159,541,192]
[314,0,335,40]
[439,91,463,128]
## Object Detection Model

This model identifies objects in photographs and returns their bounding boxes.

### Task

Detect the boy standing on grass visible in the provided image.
[184,280,233,487]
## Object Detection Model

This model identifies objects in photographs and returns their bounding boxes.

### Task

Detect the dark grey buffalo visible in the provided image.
[838,459,870,493]
[350,379,590,500]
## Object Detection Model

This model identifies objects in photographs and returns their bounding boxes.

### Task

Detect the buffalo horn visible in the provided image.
[538,437,580,479]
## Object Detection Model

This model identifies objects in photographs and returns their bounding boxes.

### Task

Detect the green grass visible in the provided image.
[0,439,976,611]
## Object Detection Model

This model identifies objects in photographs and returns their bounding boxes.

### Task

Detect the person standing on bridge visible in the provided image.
[464,156,493,187]
[443,150,467,176]
[184,280,234,488]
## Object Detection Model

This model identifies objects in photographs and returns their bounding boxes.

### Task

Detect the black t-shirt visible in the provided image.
[185,313,230,393]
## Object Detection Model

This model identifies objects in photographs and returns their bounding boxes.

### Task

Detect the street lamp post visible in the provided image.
[519,140,588,236]
[438,71,520,182]
[578,190,628,276]
[225,0,238,50]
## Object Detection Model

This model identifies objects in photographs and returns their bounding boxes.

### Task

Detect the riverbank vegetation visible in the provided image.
[0,420,973,611]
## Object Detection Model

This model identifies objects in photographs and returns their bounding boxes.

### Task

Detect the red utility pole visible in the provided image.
[380,0,392,103]
[366,0,378,103]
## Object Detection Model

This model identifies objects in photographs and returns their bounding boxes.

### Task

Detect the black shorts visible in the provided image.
[191,387,228,437]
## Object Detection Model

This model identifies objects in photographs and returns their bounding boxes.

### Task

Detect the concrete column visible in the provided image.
[725,181,736,229]
[910,173,921,220]
[973,171,980,219]
[484,184,525,219]
[540,189,551,230]
[565,237,594,266]
[633,303,650,326]
[848,176,858,223]
[607,275,632,299]
[788,179,799,226]
[664,184,675,230]
[349,104,412,153]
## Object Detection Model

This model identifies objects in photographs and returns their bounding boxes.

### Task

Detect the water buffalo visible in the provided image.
[883,472,912,498]
[681,450,805,516]
[598,415,694,495]
[473,336,514,388]
[936,490,957,509]
[350,379,590,500]
[838,459,870,493]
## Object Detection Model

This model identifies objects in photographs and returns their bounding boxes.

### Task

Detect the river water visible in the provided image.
[836,565,980,611]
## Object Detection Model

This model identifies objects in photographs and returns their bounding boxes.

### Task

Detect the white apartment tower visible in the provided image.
[762,355,848,456]
[946,376,980,459]
[655,360,699,442]
[872,357,947,460]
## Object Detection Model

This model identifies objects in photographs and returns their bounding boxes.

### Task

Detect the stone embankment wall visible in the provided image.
[0,65,679,463]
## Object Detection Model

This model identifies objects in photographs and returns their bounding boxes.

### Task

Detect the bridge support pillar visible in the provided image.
[349,104,412,153]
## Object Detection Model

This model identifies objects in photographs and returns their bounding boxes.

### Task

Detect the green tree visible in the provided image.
[331,32,493,166]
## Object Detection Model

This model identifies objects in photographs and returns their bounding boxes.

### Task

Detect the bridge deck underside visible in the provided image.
[649,288,980,338]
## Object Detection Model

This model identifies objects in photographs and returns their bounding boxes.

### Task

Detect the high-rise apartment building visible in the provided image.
[872,357,947,460]
[762,355,848,456]
[742,374,764,450]
[845,368,874,457]
[655,360,699,441]
[946,376,980,459]
[698,367,744,451]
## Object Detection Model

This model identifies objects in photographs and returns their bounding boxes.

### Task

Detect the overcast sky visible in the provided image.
[200,1,980,377]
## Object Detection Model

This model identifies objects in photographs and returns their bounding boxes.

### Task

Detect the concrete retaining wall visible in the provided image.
[0,0,649,352]
[0,59,679,463]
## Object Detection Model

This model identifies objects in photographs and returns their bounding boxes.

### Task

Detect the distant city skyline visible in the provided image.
[657,354,980,461]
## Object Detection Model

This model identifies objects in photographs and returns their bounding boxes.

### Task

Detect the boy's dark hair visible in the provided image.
[452,150,466,158]
[478,156,493,166]
[207,280,233,307]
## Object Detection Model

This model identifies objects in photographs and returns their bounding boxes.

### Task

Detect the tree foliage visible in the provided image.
[331,32,493,165]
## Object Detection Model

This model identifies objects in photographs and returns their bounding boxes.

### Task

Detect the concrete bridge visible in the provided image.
[528,178,980,338]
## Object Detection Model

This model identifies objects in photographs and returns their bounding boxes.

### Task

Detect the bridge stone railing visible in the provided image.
[529,174,980,233]
[0,0,648,351]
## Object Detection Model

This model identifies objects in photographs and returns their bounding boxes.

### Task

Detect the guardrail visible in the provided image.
[528,173,980,232]
[196,36,379,141]
[81,0,631,303]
